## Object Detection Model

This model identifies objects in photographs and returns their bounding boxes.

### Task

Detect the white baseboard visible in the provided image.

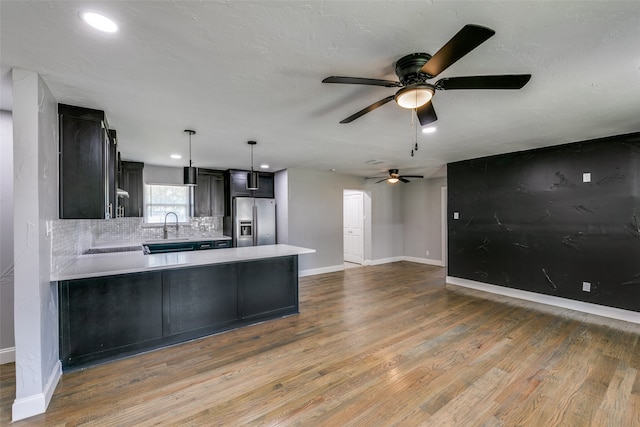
[447,276,640,325]
[299,264,344,277]
[12,360,61,422]
[300,257,446,277]
[369,256,404,266]
[0,347,15,364]
[403,256,445,267]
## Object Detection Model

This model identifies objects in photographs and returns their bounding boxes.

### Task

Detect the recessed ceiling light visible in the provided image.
[170,154,182,159]
[422,127,436,134]
[81,12,118,33]
[260,164,269,169]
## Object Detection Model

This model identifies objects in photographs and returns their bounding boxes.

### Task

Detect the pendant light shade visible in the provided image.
[246,140,259,190]
[183,129,198,186]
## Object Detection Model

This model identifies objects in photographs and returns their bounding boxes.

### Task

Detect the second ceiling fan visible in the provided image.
[322,24,531,126]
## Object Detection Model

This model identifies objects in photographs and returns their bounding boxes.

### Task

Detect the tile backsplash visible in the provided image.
[51,216,224,276]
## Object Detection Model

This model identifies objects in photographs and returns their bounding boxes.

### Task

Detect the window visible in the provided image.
[144,184,191,224]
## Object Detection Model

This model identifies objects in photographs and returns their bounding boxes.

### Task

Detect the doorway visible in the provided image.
[343,190,364,265]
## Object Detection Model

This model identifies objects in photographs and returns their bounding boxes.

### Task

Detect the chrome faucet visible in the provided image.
[163,212,179,239]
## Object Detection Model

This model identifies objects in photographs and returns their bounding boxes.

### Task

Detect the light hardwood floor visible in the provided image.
[1,262,639,426]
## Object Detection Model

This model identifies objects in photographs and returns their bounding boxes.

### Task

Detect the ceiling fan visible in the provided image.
[322,24,531,126]
[373,169,423,184]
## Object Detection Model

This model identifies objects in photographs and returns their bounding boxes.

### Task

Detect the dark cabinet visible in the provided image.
[59,271,163,368]
[120,161,144,217]
[59,256,299,370]
[194,168,224,217]
[163,264,237,337]
[58,104,117,219]
[226,169,275,199]
[224,169,275,216]
[238,257,298,320]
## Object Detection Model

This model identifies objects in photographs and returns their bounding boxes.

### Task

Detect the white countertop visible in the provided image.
[52,244,316,281]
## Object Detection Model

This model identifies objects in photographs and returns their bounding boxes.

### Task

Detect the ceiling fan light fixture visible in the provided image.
[387,178,400,184]
[394,84,434,109]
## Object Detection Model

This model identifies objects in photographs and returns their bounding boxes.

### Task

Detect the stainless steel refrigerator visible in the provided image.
[233,197,276,247]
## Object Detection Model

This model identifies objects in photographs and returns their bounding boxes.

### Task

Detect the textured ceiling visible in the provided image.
[1,1,639,179]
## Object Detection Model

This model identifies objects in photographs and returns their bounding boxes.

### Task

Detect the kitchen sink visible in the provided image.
[142,238,232,254]
[143,241,195,254]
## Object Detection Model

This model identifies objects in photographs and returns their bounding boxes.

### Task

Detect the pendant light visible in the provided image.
[247,140,259,190]
[183,129,198,186]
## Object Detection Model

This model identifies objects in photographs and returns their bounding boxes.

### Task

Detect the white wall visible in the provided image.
[285,169,363,272]
[402,177,447,261]
[11,69,61,421]
[363,180,404,261]
[274,170,289,244]
[283,169,446,273]
[0,110,15,362]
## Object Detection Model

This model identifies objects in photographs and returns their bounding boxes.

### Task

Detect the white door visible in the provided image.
[344,191,364,264]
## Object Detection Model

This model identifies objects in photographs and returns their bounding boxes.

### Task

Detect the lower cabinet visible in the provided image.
[238,257,297,320]
[59,271,164,369]
[58,256,298,370]
[163,264,237,337]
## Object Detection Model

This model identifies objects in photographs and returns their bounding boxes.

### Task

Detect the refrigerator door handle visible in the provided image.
[252,203,257,246]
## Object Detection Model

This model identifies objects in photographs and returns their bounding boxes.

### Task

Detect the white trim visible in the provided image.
[447,276,640,325]
[404,256,445,267]
[300,256,448,277]
[441,186,447,268]
[369,256,404,266]
[0,347,15,364]
[12,360,61,421]
[299,264,344,277]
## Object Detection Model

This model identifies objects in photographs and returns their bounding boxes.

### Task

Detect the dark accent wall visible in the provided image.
[447,132,640,312]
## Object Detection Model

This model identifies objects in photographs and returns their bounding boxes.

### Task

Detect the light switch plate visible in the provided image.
[582,281,591,292]
[583,173,591,183]
[453,212,459,220]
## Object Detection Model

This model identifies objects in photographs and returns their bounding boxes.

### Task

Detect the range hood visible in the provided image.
[117,188,129,198]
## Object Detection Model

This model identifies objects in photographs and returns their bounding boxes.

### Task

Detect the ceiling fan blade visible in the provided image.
[399,178,410,183]
[339,95,395,123]
[420,24,495,78]
[400,175,424,179]
[416,101,438,126]
[375,178,387,184]
[322,76,402,88]
[435,74,532,90]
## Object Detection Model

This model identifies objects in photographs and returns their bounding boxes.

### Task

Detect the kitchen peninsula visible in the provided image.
[54,244,315,370]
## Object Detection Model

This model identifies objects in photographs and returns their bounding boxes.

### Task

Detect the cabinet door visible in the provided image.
[194,173,212,217]
[210,174,225,216]
[229,170,252,197]
[238,256,298,320]
[195,170,225,217]
[59,272,163,368]
[59,113,107,219]
[254,172,275,198]
[121,161,144,217]
[163,264,237,336]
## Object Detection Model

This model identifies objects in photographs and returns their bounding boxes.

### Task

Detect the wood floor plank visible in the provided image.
[1,261,639,426]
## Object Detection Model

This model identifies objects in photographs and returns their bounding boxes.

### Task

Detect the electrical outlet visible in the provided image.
[426,250,430,256]
[582,281,591,292]
[453,212,459,220]
[583,172,591,183]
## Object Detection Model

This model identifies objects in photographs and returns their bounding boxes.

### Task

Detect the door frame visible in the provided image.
[343,189,368,265]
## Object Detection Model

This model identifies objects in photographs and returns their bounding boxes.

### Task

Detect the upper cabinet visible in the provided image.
[58,104,117,219]
[226,169,275,199]
[194,168,225,217]
[120,161,144,217]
